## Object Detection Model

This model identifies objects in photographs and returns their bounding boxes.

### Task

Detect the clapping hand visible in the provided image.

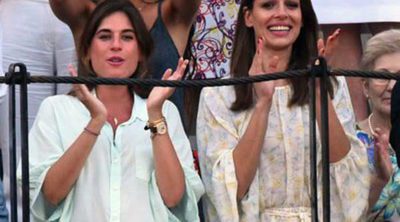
[373,128,393,183]
[68,64,107,123]
[147,58,188,114]
[249,37,280,102]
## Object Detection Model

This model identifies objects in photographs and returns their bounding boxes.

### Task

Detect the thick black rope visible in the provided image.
[1,69,399,87]
[0,69,307,87]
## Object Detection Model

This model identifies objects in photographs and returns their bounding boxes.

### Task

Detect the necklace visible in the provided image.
[113,117,119,126]
[368,113,376,136]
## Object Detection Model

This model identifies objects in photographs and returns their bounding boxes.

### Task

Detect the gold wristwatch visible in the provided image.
[144,117,168,138]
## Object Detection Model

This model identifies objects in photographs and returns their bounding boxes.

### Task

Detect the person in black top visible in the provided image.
[390,80,400,166]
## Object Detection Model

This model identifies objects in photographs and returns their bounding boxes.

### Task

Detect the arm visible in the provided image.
[316,30,351,162]
[148,101,204,221]
[368,128,392,208]
[319,77,370,221]
[42,66,107,205]
[369,178,389,210]
[233,38,279,200]
[146,59,188,207]
[166,0,200,24]
[232,100,271,200]
[49,0,95,40]
[194,83,271,219]
[315,91,351,163]
[148,111,186,208]
[43,118,105,205]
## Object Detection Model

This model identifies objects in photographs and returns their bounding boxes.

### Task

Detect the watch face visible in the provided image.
[156,122,167,134]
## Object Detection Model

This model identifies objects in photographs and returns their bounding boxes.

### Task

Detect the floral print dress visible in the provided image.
[197,77,370,222]
[356,129,400,221]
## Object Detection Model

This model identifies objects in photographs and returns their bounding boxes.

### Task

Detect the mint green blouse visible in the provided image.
[20,93,204,222]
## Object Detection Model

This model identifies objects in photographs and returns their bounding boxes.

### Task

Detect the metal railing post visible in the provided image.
[309,58,319,222]
[319,58,331,222]
[6,63,31,222]
[17,64,30,222]
[6,65,18,222]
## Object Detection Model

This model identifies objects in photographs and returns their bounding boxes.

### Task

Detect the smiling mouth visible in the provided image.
[268,25,291,31]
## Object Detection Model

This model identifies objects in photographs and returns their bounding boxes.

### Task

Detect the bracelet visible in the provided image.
[144,116,165,130]
[84,127,100,137]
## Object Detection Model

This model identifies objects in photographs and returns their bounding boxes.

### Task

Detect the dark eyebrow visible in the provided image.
[95,28,135,35]
[95,29,111,35]
[121,29,135,34]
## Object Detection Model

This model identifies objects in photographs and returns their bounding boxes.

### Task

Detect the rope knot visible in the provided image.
[310,57,330,78]
[5,63,30,85]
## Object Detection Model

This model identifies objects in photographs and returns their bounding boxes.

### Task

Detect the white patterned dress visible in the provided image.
[197,76,370,222]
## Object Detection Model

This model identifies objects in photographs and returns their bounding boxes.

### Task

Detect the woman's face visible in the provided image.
[89,11,140,78]
[244,0,302,51]
[364,52,400,116]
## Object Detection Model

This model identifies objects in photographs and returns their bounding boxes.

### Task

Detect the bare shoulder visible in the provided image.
[162,0,200,24]
[49,0,94,30]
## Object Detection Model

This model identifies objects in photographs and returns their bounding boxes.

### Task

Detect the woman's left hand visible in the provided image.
[317,28,340,67]
[147,58,188,116]
[373,128,393,183]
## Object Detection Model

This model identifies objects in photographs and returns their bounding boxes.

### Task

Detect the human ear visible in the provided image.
[244,7,254,28]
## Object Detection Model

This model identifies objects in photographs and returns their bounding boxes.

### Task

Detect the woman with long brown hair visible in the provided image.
[196,0,369,221]
[24,1,204,221]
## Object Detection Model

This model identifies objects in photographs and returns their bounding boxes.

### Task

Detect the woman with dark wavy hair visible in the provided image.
[24,1,204,221]
[196,0,369,221]
[49,0,200,124]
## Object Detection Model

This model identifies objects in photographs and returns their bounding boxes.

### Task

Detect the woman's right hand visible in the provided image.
[68,65,107,123]
[249,37,279,103]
